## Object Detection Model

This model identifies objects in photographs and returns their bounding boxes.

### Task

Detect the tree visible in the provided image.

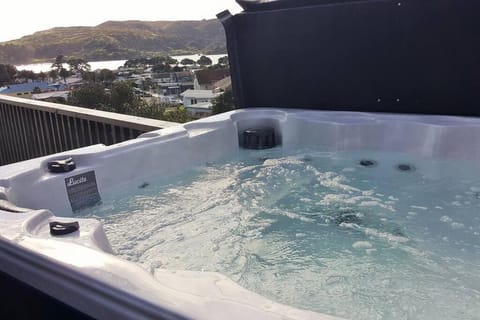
[152,63,172,73]
[68,84,109,109]
[208,56,229,70]
[81,71,97,83]
[124,56,178,69]
[0,64,16,86]
[45,96,67,104]
[0,65,11,85]
[59,67,70,84]
[218,56,229,66]
[110,81,140,114]
[180,58,195,66]
[51,54,65,73]
[162,106,192,123]
[66,77,193,123]
[51,54,70,83]
[98,69,115,83]
[6,64,17,80]
[67,58,91,74]
[16,70,37,82]
[212,87,235,115]
[38,71,47,81]
[48,69,58,82]
[131,101,192,123]
[124,59,139,69]
[165,56,178,65]
[134,101,167,119]
[172,65,184,72]
[141,78,156,91]
[197,55,212,66]
[0,64,17,85]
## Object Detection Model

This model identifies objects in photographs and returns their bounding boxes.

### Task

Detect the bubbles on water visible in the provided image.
[411,205,428,210]
[451,222,465,230]
[352,241,373,249]
[470,186,480,192]
[75,148,480,320]
[440,215,452,223]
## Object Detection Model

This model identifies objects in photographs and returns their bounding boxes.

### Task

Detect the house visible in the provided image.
[181,89,221,107]
[212,76,232,93]
[32,90,70,101]
[0,81,66,96]
[185,102,215,118]
[153,71,194,96]
[181,89,222,118]
[193,69,230,90]
[158,83,194,96]
[173,71,194,83]
[154,72,175,83]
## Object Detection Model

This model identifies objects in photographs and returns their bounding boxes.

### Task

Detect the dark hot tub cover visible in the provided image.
[218,0,480,116]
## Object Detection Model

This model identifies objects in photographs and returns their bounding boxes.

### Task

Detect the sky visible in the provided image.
[0,0,242,42]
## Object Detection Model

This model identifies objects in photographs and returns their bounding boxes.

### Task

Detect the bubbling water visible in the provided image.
[78,148,480,320]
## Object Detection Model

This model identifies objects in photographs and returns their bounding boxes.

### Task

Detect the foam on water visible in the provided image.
[77,148,480,320]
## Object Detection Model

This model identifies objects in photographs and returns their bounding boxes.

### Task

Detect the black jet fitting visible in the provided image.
[47,157,76,173]
[242,128,276,149]
[49,221,80,236]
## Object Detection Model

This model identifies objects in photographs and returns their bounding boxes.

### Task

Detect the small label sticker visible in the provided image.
[65,171,101,212]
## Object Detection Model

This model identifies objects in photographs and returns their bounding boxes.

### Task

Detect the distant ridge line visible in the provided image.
[0,19,226,65]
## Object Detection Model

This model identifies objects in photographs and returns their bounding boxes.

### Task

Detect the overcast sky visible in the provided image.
[0,0,242,42]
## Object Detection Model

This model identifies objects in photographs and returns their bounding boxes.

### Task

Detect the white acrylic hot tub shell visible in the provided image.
[2,108,480,320]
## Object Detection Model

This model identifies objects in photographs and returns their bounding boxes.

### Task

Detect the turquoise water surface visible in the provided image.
[78,148,480,320]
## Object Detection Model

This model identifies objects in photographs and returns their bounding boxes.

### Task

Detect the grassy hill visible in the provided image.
[0,19,226,64]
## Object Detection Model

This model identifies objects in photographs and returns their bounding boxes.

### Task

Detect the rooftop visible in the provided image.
[194,69,230,85]
[184,102,213,110]
[181,89,221,99]
[213,76,232,92]
[32,90,70,101]
[0,81,67,94]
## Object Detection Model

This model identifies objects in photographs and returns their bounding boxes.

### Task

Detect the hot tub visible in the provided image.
[3,0,480,318]
[1,108,480,319]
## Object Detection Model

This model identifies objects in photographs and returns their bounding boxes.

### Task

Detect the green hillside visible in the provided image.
[0,19,226,64]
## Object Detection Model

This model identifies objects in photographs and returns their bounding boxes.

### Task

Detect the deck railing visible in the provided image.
[0,95,178,166]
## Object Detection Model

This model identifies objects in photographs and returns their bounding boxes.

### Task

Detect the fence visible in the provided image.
[0,95,177,166]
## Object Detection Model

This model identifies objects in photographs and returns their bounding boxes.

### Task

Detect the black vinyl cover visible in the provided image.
[236,0,364,12]
[218,0,480,116]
